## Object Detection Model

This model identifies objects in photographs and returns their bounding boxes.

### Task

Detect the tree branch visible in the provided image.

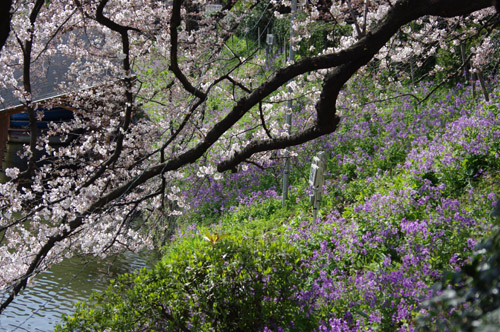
[0,0,12,52]
[81,0,138,189]
[170,0,206,100]
[18,0,45,179]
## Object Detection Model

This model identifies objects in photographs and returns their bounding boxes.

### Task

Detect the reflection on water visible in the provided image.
[0,251,159,332]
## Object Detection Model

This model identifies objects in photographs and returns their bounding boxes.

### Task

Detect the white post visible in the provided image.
[265,28,270,65]
[281,0,297,207]
[309,151,327,221]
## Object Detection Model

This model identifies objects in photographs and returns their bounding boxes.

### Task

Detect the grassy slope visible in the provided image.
[59,78,500,331]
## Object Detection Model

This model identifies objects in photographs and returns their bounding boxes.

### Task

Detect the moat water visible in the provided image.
[0,251,158,331]
[0,142,159,331]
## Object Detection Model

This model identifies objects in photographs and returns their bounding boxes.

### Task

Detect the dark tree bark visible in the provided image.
[0,0,12,52]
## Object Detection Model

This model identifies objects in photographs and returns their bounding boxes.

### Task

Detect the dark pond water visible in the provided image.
[0,251,158,332]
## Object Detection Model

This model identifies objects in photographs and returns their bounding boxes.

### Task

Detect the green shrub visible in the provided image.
[57,232,314,332]
[419,215,500,331]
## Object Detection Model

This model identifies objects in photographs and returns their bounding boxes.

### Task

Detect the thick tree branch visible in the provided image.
[216,58,365,172]
[0,221,75,313]
[0,0,12,52]
[22,0,499,215]
[18,0,45,178]
[81,0,138,189]
[218,0,493,171]
[170,0,206,100]
[259,102,273,139]
[95,0,140,34]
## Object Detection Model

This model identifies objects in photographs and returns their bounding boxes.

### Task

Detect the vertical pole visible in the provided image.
[460,43,469,84]
[258,27,261,51]
[313,194,319,222]
[0,113,9,169]
[472,72,477,98]
[477,71,489,101]
[410,60,415,87]
[282,0,297,207]
[266,28,269,65]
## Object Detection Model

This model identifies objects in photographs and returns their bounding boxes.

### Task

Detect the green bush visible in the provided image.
[57,232,315,332]
[418,213,500,331]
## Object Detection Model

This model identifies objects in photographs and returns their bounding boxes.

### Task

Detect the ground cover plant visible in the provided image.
[57,77,500,331]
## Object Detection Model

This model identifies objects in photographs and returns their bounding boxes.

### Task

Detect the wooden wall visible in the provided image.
[0,102,75,168]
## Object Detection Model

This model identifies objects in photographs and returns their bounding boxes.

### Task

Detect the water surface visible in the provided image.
[0,251,158,332]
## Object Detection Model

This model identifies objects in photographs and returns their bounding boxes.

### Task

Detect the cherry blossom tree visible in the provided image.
[0,0,496,312]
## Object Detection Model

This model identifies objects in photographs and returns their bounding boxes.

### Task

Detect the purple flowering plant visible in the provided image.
[180,79,500,330]
[59,78,500,331]
[176,79,498,331]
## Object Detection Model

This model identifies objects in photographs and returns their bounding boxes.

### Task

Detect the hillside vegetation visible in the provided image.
[58,79,500,331]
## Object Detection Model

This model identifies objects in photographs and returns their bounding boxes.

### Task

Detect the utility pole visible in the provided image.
[281,0,297,207]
